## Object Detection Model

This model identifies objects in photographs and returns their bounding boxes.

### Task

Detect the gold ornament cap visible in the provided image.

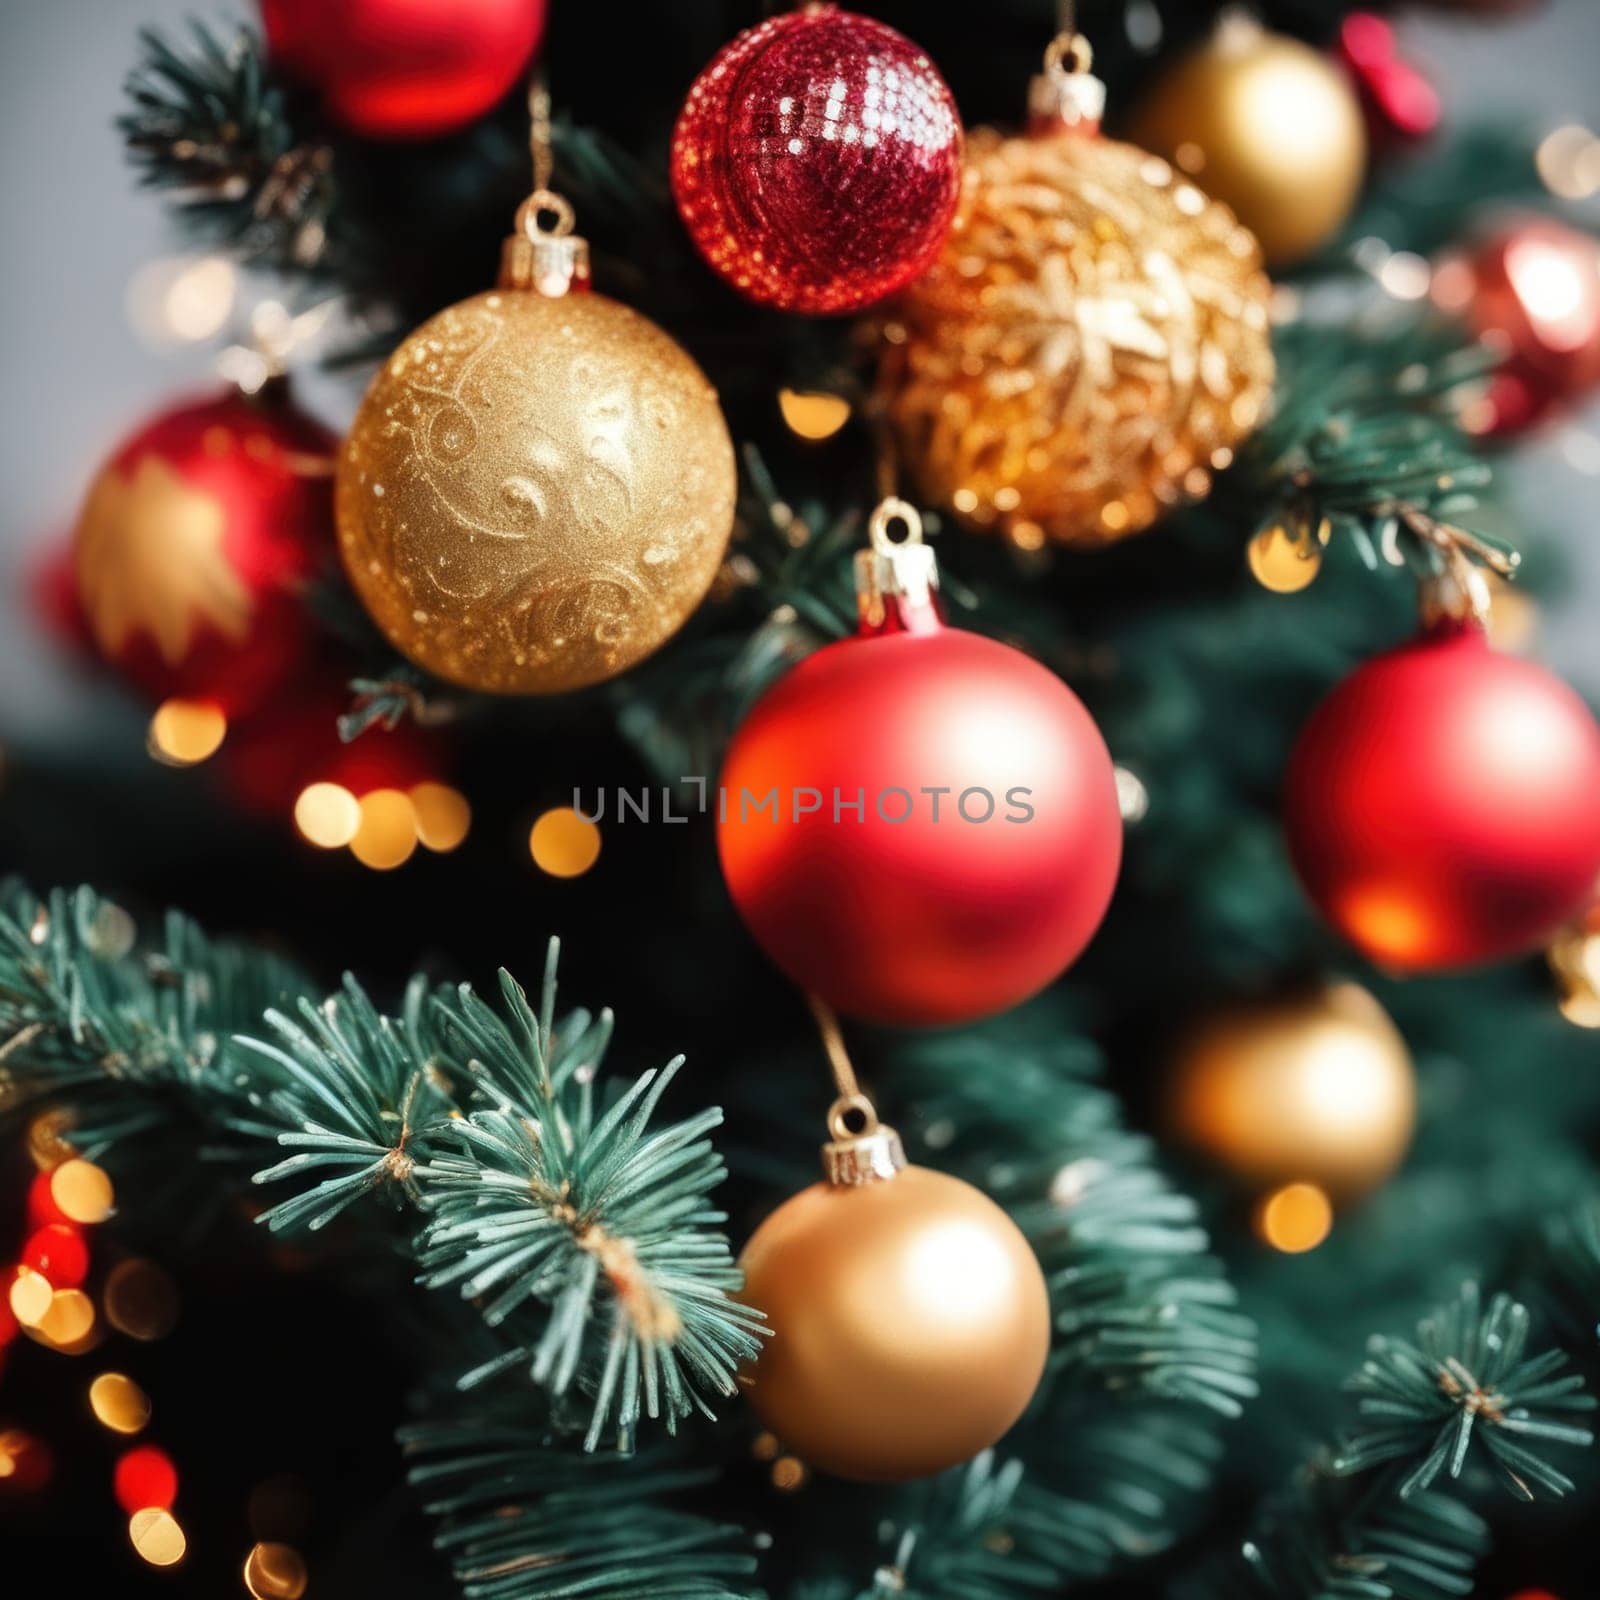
[500,189,591,297]
[854,498,941,635]
[822,1094,906,1186]
[1028,31,1106,135]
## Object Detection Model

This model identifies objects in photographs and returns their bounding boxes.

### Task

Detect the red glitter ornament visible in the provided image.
[20,1224,89,1290]
[671,6,963,314]
[261,0,547,140]
[718,501,1121,1025]
[1285,623,1600,972]
[1433,218,1600,434]
[114,1446,179,1514]
[72,387,336,718]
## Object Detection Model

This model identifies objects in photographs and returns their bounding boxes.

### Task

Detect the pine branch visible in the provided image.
[402,1408,761,1600]
[245,948,766,1450]
[119,21,336,270]
[1229,316,1513,586]
[1334,1284,1595,1501]
[0,882,313,1152]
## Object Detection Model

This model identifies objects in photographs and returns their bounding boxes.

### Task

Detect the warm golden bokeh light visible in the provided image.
[104,1258,181,1342]
[91,1373,153,1435]
[771,1456,809,1491]
[51,1158,115,1224]
[9,1267,54,1328]
[130,1508,188,1567]
[410,782,472,852]
[148,699,227,767]
[1256,1182,1334,1254]
[27,1108,77,1171]
[244,1540,310,1600]
[349,788,418,870]
[1248,519,1323,593]
[294,782,361,849]
[38,1288,97,1349]
[778,388,852,441]
[529,807,602,878]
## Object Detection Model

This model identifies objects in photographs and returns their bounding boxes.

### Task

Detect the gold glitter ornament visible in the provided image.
[881,31,1274,550]
[338,182,736,694]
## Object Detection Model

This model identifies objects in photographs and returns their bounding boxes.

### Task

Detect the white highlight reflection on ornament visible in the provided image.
[902,1217,1020,1324]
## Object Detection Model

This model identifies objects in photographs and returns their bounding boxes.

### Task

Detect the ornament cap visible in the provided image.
[822,1094,906,1186]
[500,191,592,297]
[855,498,942,635]
[1028,31,1106,136]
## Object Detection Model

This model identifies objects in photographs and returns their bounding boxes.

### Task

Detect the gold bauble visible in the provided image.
[882,126,1274,549]
[1168,982,1415,1200]
[337,289,736,694]
[1126,14,1367,268]
[738,1118,1050,1482]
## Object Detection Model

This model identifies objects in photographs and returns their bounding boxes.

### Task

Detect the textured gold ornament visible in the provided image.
[76,456,249,663]
[882,124,1274,549]
[1126,13,1367,268]
[1167,982,1416,1201]
[338,214,736,694]
[737,1098,1050,1482]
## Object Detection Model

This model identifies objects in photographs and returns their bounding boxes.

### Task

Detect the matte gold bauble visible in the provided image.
[881,41,1274,550]
[1168,982,1415,1200]
[1126,13,1366,268]
[338,218,736,693]
[738,1111,1050,1482]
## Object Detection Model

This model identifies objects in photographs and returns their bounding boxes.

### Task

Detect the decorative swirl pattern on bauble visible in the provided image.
[337,289,736,693]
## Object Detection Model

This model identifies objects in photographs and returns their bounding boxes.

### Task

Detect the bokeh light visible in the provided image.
[778,388,851,440]
[1256,1182,1334,1253]
[115,1445,178,1514]
[129,1508,188,1567]
[529,807,601,878]
[21,1223,88,1288]
[349,788,418,870]
[104,1259,181,1342]
[244,1541,310,1600]
[294,782,361,849]
[50,1159,115,1224]
[90,1373,152,1435]
[410,782,471,852]
[148,699,227,766]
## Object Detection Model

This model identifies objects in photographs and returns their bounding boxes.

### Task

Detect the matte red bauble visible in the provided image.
[1284,624,1600,971]
[72,388,334,718]
[671,6,962,314]
[718,502,1121,1026]
[1433,219,1600,433]
[261,0,547,140]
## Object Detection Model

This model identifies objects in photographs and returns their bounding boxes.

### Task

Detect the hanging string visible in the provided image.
[806,994,860,1101]
[529,71,554,194]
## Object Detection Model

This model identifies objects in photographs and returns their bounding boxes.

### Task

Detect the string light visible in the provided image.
[244,1541,310,1600]
[147,699,227,766]
[50,1158,115,1224]
[410,782,472,852]
[1255,1182,1334,1253]
[778,388,852,440]
[9,1267,54,1329]
[771,1456,809,1491]
[129,1508,188,1567]
[294,782,362,849]
[115,1445,179,1514]
[26,1108,76,1171]
[529,807,602,878]
[349,788,418,870]
[103,1259,181,1342]
[37,1287,97,1350]
[21,1223,89,1288]
[91,1373,152,1434]
[1536,124,1600,200]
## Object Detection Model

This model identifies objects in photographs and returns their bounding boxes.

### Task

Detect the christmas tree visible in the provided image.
[4,1,1600,1595]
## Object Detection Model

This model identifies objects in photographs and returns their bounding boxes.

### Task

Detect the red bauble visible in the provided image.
[718,619,1121,1026]
[72,388,335,718]
[1285,624,1600,972]
[671,6,963,315]
[114,1446,179,1514]
[21,1224,89,1290]
[261,0,547,140]
[1433,219,1600,434]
